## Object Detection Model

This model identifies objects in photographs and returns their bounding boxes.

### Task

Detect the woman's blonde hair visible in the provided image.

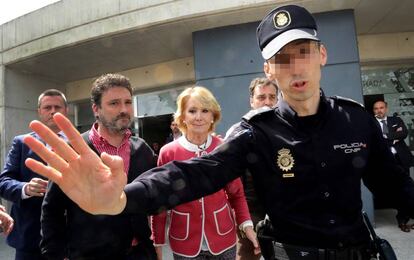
[174,86,221,134]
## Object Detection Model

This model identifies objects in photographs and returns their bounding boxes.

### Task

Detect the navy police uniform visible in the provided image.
[124,92,414,259]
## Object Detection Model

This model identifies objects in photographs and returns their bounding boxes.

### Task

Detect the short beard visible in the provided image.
[98,112,131,134]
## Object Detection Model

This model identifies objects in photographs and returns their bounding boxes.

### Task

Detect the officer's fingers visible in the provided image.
[24,136,69,174]
[25,158,63,185]
[101,153,125,174]
[28,119,80,163]
[53,113,91,156]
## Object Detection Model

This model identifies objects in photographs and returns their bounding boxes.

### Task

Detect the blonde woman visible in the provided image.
[151,87,259,259]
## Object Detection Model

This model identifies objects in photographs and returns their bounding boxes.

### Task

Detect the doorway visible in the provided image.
[137,114,173,151]
[134,86,187,151]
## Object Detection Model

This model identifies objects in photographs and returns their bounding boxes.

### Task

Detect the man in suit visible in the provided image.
[40,73,157,259]
[373,100,414,232]
[0,89,68,260]
[224,77,278,260]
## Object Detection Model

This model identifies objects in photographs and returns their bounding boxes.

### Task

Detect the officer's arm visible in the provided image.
[124,125,253,215]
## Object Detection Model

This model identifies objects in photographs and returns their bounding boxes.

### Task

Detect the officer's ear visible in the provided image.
[263,61,273,80]
[319,44,327,67]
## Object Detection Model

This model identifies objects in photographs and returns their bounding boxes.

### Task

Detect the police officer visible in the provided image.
[23,4,414,260]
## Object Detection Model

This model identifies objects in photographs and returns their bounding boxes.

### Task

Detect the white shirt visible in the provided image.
[376,117,397,154]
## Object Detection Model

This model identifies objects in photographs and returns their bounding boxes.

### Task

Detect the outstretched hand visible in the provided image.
[24,113,127,215]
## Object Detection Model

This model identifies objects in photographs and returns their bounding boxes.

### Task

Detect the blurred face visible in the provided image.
[373,101,388,119]
[264,40,326,108]
[170,121,180,134]
[152,143,160,150]
[93,87,133,134]
[183,97,214,136]
[250,84,277,109]
[38,96,68,132]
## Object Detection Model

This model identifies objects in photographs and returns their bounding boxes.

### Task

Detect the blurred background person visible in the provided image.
[231,78,278,260]
[225,78,278,139]
[165,120,182,143]
[151,86,259,260]
[151,142,161,156]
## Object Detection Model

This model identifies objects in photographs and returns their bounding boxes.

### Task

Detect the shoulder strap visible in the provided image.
[331,96,365,109]
[242,106,273,122]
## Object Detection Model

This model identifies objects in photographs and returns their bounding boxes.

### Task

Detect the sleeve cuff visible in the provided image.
[21,183,32,199]
[239,220,254,232]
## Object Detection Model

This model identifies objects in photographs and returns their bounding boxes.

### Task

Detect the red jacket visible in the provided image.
[151,135,251,257]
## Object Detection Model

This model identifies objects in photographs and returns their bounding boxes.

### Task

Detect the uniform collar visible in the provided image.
[277,89,329,128]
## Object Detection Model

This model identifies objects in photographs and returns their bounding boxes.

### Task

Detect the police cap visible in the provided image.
[256,5,320,60]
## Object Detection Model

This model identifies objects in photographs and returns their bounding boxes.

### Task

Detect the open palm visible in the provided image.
[24,113,127,215]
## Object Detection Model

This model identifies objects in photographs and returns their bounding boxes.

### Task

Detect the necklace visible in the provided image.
[196,142,208,157]
[179,135,212,157]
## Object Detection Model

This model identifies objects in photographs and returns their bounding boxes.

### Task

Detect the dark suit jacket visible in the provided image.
[0,132,46,251]
[384,116,414,168]
[40,131,157,259]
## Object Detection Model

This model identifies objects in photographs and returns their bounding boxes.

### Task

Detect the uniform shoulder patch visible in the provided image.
[331,96,365,109]
[242,106,273,121]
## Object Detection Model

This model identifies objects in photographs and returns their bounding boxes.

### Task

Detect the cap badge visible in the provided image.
[276,148,295,172]
[273,10,291,29]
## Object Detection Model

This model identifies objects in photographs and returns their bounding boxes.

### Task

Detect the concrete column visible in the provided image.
[0,65,7,209]
[0,65,5,169]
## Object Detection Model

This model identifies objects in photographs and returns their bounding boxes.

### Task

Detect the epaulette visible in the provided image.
[242,106,273,121]
[331,95,365,109]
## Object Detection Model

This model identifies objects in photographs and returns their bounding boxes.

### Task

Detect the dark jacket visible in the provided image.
[40,131,157,259]
[382,115,414,168]
[0,133,46,251]
[122,93,414,249]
